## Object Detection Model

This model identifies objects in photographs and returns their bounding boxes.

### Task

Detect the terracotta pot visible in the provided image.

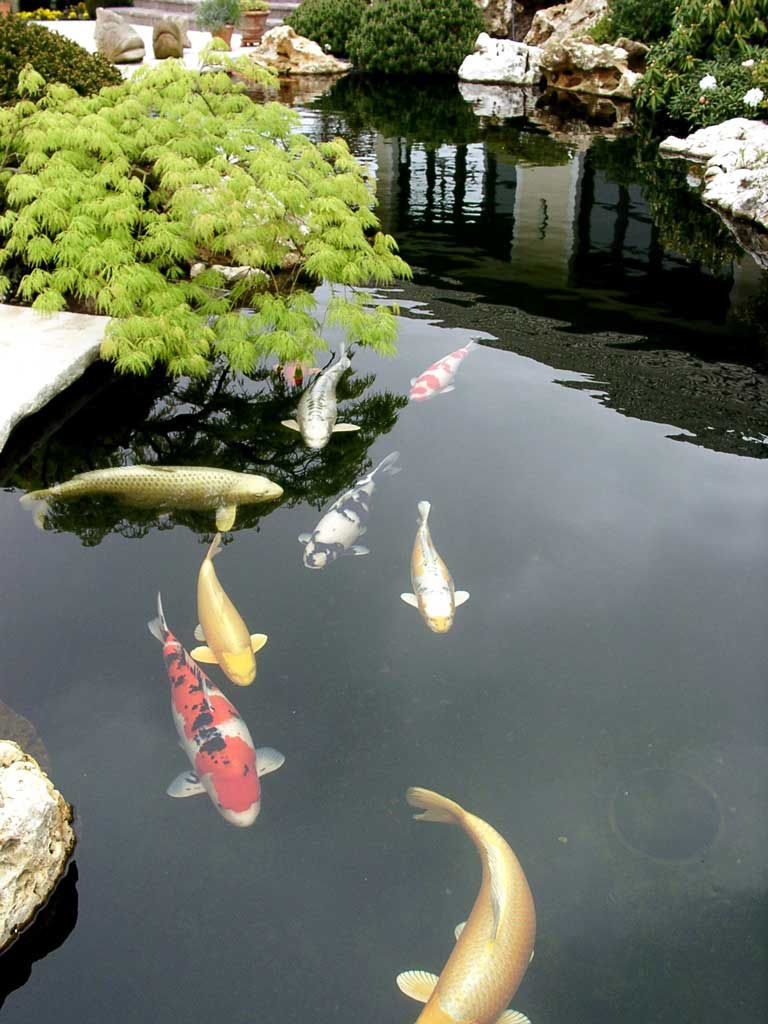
[240,10,269,46]
[0,2,11,15]
[212,24,234,48]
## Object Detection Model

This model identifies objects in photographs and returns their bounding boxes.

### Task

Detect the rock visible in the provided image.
[94,8,145,64]
[459,81,538,119]
[614,36,649,72]
[524,0,609,47]
[153,19,185,60]
[659,119,768,266]
[474,0,523,37]
[459,33,543,85]
[540,39,642,99]
[0,742,76,953]
[250,26,352,75]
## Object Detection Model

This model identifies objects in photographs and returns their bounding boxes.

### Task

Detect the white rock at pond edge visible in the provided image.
[0,741,76,952]
[459,34,543,85]
[459,82,538,120]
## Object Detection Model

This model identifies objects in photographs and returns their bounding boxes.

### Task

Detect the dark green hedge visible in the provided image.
[285,0,368,58]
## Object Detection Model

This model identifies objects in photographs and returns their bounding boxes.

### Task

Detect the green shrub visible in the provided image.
[601,0,676,44]
[348,0,484,76]
[0,15,121,103]
[0,58,411,377]
[638,0,768,128]
[285,0,368,58]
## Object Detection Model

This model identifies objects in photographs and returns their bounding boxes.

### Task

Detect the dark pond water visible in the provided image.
[1,79,767,1023]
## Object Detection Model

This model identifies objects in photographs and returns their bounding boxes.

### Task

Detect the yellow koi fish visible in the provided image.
[401,501,469,633]
[190,533,267,687]
[398,788,536,1024]
[19,465,283,532]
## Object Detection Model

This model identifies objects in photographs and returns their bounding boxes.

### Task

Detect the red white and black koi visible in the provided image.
[281,342,360,450]
[299,451,401,569]
[409,341,478,402]
[148,593,284,827]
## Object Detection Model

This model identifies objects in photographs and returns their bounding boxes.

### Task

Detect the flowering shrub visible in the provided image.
[638,0,768,129]
[17,5,89,19]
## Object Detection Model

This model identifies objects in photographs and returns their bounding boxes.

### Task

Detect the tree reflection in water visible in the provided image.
[2,360,407,546]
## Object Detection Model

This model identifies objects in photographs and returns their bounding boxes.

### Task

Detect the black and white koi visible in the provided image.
[281,342,360,450]
[299,451,401,569]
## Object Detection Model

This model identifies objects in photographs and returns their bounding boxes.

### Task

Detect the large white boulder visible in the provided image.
[525,0,609,47]
[459,33,543,85]
[660,118,768,266]
[0,741,76,952]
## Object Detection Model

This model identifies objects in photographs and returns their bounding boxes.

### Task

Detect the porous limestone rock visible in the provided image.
[0,742,76,952]
[614,36,649,72]
[540,39,642,99]
[660,119,768,266]
[459,33,543,85]
[524,0,609,47]
[459,81,538,119]
[94,8,145,64]
[153,19,185,60]
[250,26,351,75]
[474,0,522,37]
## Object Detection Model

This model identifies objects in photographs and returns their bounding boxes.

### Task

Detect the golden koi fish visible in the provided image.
[19,465,283,532]
[401,501,469,633]
[398,788,536,1024]
[191,533,267,687]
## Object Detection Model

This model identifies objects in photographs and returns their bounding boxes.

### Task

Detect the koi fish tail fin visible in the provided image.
[417,500,431,524]
[406,787,464,825]
[147,592,169,643]
[373,451,401,478]
[19,489,51,530]
[205,532,223,561]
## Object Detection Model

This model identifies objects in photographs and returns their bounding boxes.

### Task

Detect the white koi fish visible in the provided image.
[409,341,477,402]
[401,501,469,633]
[299,451,401,569]
[397,787,536,1024]
[281,342,360,450]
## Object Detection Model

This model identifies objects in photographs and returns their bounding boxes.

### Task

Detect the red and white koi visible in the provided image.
[401,501,469,634]
[147,593,284,827]
[409,341,477,402]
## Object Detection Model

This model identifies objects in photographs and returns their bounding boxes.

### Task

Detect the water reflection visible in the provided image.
[2,359,407,543]
[0,862,78,1010]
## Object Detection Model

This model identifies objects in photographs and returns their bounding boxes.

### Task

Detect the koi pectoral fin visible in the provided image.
[454,590,470,607]
[190,645,219,665]
[396,971,438,1003]
[282,419,301,432]
[256,747,285,776]
[250,633,268,653]
[215,504,237,531]
[400,593,418,608]
[298,533,312,543]
[454,921,466,940]
[194,624,206,642]
[349,545,370,556]
[496,1011,531,1024]
[167,772,205,798]
[332,423,360,433]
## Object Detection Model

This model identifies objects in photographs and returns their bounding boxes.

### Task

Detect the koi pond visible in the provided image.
[1,79,767,1022]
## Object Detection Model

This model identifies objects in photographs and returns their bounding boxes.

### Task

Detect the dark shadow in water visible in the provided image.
[0,862,79,1011]
[1,360,407,545]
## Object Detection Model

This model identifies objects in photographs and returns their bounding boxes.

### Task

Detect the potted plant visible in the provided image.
[197,0,242,48]
[239,0,269,47]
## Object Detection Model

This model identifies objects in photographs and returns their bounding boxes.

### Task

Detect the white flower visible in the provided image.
[742,59,755,67]
[743,87,765,107]
[699,74,717,92]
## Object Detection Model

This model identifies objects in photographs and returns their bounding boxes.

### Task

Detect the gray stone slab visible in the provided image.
[0,305,111,453]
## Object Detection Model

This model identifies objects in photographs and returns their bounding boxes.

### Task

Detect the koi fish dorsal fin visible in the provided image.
[396,971,438,1003]
[496,1011,531,1024]
[480,833,507,941]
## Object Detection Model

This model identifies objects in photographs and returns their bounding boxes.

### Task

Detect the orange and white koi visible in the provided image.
[409,341,477,402]
[397,788,536,1024]
[401,501,469,633]
[148,594,283,827]
[191,533,267,687]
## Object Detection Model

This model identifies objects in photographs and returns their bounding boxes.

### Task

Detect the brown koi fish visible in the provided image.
[398,787,536,1024]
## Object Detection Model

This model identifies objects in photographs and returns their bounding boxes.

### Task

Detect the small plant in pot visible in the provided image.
[197,0,242,48]
[239,0,269,47]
